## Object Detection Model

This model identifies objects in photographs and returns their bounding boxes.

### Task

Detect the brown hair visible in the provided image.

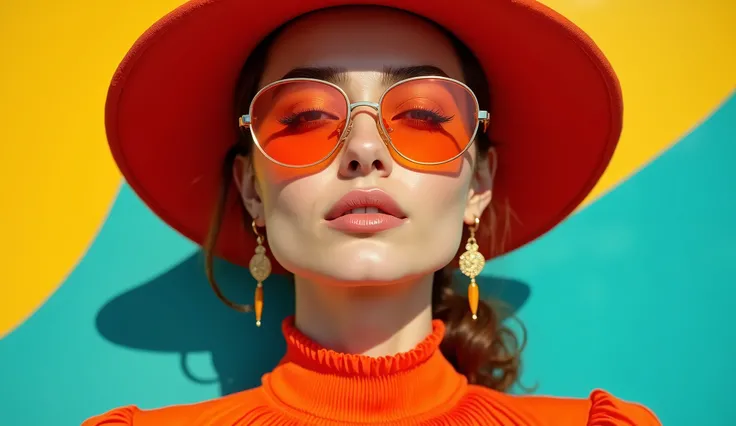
[204,14,526,392]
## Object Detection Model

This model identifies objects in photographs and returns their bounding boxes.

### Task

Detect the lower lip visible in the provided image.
[326,213,406,233]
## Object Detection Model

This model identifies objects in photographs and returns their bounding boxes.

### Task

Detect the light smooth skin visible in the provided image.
[235,7,494,356]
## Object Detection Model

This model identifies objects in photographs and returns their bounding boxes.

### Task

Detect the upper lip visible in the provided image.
[325,189,407,220]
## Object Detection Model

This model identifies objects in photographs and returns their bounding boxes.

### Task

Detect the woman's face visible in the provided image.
[236,7,492,285]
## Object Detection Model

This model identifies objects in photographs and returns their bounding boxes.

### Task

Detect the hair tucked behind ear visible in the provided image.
[431,261,527,392]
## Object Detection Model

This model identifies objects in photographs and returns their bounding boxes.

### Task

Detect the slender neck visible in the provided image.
[293,274,435,357]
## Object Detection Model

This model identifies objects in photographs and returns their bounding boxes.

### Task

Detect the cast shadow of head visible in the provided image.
[96,253,530,396]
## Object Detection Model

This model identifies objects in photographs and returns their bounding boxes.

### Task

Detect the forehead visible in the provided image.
[259,6,464,85]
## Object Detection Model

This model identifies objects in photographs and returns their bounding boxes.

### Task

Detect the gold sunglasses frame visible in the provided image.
[238,75,490,168]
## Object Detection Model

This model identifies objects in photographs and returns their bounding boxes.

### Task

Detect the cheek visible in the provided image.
[404,156,473,207]
[252,154,328,271]
[253,150,328,220]
[396,166,473,270]
[411,174,470,223]
[253,144,336,190]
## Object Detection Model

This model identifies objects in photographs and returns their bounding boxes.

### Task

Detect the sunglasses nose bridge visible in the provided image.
[342,101,389,144]
[348,101,380,112]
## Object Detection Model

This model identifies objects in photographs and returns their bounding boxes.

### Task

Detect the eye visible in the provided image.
[392,108,454,129]
[407,110,447,122]
[279,110,338,126]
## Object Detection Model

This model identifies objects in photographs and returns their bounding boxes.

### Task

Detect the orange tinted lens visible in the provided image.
[250,80,348,166]
[380,78,478,164]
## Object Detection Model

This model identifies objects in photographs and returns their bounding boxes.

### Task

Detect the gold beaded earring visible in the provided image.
[459,217,484,320]
[249,221,272,327]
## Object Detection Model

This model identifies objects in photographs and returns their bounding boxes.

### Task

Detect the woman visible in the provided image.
[85,0,660,424]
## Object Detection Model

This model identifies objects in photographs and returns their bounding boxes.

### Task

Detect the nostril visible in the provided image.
[372,160,385,171]
[348,160,360,171]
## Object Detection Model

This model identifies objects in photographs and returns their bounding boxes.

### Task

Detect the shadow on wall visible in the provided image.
[96,253,530,395]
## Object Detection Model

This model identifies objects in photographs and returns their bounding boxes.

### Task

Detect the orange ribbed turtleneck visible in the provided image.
[265,318,466,423]
[83,316,661,425]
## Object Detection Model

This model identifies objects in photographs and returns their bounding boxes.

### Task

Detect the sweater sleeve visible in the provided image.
[81,406,138,425]
[587,390,661,426]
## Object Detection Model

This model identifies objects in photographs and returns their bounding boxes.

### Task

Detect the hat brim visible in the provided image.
[106,0,622,272]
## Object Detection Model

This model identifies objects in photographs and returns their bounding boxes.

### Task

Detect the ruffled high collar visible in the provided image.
[261,316,468,423]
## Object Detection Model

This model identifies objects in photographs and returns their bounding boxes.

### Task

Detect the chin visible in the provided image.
[279,243,456,287]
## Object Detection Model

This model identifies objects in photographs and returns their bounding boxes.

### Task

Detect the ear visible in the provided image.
[464,148,497,225]
[233,155,266,227]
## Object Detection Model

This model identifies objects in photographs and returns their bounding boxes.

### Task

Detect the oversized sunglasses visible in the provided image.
[238,76,489,168]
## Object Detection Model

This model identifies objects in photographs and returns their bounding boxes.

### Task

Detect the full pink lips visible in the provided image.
[324,189,407,234]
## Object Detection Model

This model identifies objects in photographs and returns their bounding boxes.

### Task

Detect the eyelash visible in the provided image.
[278,108,330,126]
[393,107,454,125]
[278,115,294,125]
[407,107,453,123]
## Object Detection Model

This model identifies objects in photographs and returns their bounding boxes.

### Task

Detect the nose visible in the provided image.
[337,107,393,178]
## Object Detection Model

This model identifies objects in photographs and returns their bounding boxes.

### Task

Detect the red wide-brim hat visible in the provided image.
[106,0,622,272]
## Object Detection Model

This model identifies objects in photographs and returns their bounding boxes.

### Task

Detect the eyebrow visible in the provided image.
[279,65,450,85]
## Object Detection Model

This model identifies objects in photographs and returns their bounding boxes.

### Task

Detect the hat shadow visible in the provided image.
[96,253,530,396]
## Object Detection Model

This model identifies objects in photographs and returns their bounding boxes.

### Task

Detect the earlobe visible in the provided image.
[233,155,266,226]
[464,188,492,225]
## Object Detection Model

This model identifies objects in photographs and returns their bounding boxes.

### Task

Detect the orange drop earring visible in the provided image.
[249,221,272,327]
[459,217,484,320]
